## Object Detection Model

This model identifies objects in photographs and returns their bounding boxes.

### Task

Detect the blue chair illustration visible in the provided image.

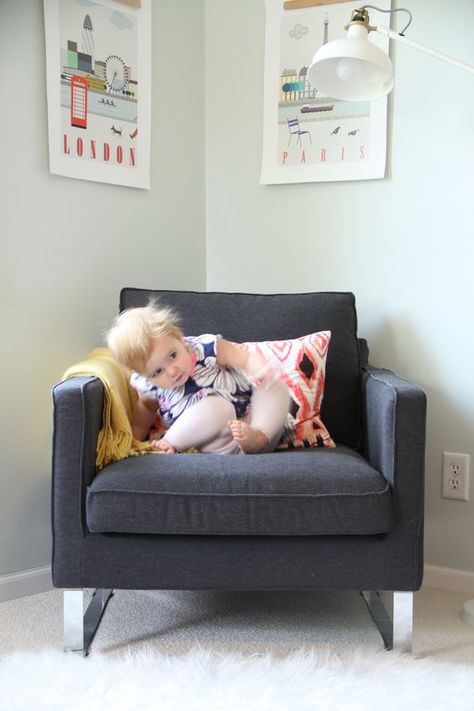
[287,117,312,147]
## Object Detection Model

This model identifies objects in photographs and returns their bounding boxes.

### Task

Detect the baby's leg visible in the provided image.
[229,379,290,454]
[162,395,240,454]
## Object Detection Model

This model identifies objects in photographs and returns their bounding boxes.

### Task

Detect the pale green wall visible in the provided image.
[0,0,205,576]
[205,0,474,570]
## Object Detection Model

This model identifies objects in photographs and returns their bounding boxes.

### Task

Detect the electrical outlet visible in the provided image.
[442,452,470,501]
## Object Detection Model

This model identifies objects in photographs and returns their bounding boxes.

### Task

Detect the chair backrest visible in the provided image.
[120,289,362,448]
[287,118,300,134]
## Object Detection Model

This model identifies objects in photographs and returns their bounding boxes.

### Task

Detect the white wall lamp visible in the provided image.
[307,2,474,629]
[307,5,474,101]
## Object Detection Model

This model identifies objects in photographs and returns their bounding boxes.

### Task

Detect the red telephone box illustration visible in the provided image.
[70,75,88,129]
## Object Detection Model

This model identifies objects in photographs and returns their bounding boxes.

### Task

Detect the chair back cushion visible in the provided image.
[120,289,361,448]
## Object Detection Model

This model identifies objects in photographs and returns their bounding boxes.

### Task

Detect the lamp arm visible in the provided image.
[376,24,474,75]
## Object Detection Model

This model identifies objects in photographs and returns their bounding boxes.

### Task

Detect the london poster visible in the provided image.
[44,0,151,189]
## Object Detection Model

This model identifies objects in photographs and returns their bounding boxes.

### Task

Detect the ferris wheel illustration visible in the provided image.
[105,55,128,93]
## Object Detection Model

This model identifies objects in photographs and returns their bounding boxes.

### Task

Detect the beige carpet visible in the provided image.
[1,586,473,664]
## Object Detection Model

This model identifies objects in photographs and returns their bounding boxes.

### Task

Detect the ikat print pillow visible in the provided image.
[243,331,335,449]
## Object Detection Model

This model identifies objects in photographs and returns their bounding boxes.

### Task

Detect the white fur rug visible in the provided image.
[1,646,474,711]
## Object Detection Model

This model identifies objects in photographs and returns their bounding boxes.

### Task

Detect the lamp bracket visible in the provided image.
[360,5,413,36]
[345,8,377,33]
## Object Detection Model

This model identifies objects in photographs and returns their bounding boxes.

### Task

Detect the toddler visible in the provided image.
[106,302,290,455]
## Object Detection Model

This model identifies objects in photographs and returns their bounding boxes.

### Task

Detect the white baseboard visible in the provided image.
[423,565,474,595]
[0,565,53,603]
[1,563,473,602]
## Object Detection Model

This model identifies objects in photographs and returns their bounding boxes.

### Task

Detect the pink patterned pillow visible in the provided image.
[243,332,335,449]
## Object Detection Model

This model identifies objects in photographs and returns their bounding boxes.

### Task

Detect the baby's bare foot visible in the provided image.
[150,438,176,454]
[228,420,269,454]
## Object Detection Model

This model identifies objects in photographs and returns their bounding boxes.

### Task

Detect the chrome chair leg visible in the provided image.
[361,590,413,653]
[64,588,113,656]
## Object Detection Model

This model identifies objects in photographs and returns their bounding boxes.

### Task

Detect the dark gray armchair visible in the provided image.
[52,291,426,655]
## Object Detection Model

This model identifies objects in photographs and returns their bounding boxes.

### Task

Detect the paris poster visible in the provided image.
[261,0,390,184]
[44,0,151,189]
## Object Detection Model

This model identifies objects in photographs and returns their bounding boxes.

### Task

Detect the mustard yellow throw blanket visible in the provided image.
[62,347,152,470]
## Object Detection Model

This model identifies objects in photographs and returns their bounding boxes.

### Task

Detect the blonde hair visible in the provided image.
[106,301,183,372]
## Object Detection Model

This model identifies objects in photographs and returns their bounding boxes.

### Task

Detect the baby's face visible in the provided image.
[143,334,193,389]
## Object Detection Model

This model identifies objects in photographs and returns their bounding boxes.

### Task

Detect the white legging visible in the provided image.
[163,379,290,454]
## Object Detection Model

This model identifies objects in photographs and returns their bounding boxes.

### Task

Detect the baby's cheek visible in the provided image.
[189,352,198,377]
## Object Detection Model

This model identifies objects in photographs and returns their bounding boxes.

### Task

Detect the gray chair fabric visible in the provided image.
[86,447,392,536]
[51,291,426,594]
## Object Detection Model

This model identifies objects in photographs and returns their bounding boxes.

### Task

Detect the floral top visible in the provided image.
[130,334,253,426]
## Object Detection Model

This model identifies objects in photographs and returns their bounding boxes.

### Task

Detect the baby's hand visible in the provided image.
[251,361,280,388]
[254,361,275,382]
[150,438,176,454]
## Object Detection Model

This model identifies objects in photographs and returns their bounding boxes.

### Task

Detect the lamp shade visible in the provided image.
[307,23,393,101]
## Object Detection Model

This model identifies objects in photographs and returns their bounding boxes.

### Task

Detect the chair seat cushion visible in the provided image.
[86,447,392,536]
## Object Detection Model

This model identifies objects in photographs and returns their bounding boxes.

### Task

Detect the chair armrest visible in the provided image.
[361,365,427,589]
[362,366,426,487]
[51,376,104,585]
